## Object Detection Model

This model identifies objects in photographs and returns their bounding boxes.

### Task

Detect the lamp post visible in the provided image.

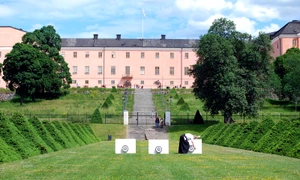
[169,96,172,114]
[122,96,125,116]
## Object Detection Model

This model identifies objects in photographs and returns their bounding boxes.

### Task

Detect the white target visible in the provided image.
[155,146,162,153]
[189,146,195,152]
[122,145,129,152]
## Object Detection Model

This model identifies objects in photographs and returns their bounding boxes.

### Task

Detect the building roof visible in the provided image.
[61,34,199,48]
[269,20,300,40]
[0,26,27,32]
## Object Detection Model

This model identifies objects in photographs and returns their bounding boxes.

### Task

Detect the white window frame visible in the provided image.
[98,66,102,74]
[85,66,90,74]
[140,66,145,75]
[72,66,77,74]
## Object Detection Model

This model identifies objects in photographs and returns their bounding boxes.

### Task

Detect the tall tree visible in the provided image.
[190,18,272,123]
[2,26,72,105]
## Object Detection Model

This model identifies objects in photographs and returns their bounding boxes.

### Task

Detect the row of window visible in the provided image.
[72,79,190,86]
[63,51,190,59]
[73,66,190,75]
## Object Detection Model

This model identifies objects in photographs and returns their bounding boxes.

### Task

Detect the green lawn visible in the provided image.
[0,141,299,180]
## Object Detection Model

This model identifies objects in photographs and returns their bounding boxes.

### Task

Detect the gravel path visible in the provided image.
[126,88,168,140]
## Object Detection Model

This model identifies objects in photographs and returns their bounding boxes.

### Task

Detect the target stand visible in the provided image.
[115,139,136,154]
[187,139,202,154]
[148,139,169,154]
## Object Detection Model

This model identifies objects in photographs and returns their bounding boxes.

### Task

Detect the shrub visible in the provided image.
[193,110,204,124]
[174,93,179,100]
[205,123,228,144]
[91,108,103,124]
[177,97,185,105]
[28,116,64,151]
[220,124,239,147]
[231,121,259,149]
[81,124,99,142]
[74,124,94,143]
[62,122,86,146]
[111,86,118,92]
[170,88,177,94]
[180,103,190,111]
[240,117,275,150]
[202,123,223,143]
[109,93,115,100]
[42,121,72,149]
[254,118,293,153]
[102,101,110,109]
[105,97,113,105]
[215,124,235,146]
[226,123,248,147]
[10,112,53,154]
[52,121,79,147]
[0,136,22,163]
[0,112,40,158]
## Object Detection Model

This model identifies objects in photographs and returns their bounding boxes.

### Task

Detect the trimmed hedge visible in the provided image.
[0,136,22,163]
[52,121,80,147]
[91,108,103,124]
[10,112,54,154]
[0,112,40,158]
[215,124,235,146]
[240,117,275,150]
[28,116,64,151]
[42,121,72,149]
[62,122,86,146]
[69,123,91,144]
[176,97,185,105]
[231,121,259,149]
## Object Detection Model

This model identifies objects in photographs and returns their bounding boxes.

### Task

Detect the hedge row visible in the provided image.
[201,117,300,159]
[0,112,99,163]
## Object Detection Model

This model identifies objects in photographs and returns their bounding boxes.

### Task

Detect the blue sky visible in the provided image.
[1,0,299,39]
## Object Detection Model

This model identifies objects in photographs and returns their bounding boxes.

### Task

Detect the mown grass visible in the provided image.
[0,141,299,179]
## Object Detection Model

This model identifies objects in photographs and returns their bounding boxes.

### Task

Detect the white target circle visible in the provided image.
[122,145,129,152]
[189,146,195,152]
[155,146,162,153]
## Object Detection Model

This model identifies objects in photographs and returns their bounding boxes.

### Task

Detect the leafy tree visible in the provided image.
[190,18,272,123]
[2,25,72,105]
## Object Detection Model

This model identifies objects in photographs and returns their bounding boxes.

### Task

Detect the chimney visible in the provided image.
[93,34,98,40]
[161,34,166,40]
[116,34,121,40]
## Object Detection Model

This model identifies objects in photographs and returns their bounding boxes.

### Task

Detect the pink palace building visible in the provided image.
[0,20,300,89]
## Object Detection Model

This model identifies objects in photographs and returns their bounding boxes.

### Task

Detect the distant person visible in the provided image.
[159,118,164,128]
[178,133,200,154]
[155,116,159,128]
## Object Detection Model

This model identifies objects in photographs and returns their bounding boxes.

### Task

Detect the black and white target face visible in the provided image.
[155,146,162,153]
[121,145,129,152]
[189,146,195,152]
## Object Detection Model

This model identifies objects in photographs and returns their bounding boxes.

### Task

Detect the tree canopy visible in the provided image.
[2,25,72,105]
[190,18,272,123]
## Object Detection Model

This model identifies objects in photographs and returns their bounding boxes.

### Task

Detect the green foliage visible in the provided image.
[0,136,22,163]
[226,123,248,147]
[240,117,275,150]
[205,123,228,144]
[177,97,185,105]
[193,110,204,124]
[81,124,99,142]
[42,121,72,149]
[202,123,223,143]
[91,108,103,124]
[101,101,109,109]
[254,118,293,153]
[231,121,259,149]
[109,93,115,100]
[73,124,94,144]
[52,121,79,147]
[191,18,272,123]
[28,116,64,151]
[173,93,179,100]
[10,112,54,154]
[111,87,118,93]
[105,97,113,105]
[2,26,72,104]
[69,124,90,144]
[0,112,40,158]
[273,118,300,157]
[62,122,86,146]
[215,124,237,146]
[219,124,239,146]
[180,102,190,111]
[170,88,177,95]
[290,142,300,159]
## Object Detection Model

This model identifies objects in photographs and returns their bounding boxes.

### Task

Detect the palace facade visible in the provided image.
[1,20,300,89]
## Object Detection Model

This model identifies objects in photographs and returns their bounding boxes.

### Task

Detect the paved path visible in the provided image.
[126,88,168,140]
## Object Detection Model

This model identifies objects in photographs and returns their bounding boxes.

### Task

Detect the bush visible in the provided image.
[10,112,54,154]
[42,121,72,149]
[62,122,86,146]
[69,124,89,144]
[240,117,275,150]
[73,124,94,143]
[226,123,248,147]
[52,121,79,147]
[0,136,22,163]
[180,103,191,111]
[174,93,179,100]
[0,112,40,158]
[215,124,235,146]
[205,123,228,144]
[109,93,115,100]
[102,101,110,109]
[220,124,239,147]
[111,86,118,93]
[91,108,103,124]
[177,97,185,105]
[28,116,64,151]
[231,121,259,149]
[203,123,223,143]
[193,110,204,124]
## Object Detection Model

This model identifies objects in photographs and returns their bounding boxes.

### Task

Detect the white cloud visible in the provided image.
[231,17,257,35]
[0,5,16,17]
[256,23,280,34]
[175,0,232,11]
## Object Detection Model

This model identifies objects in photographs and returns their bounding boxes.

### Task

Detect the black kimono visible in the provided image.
[178,134,189,154]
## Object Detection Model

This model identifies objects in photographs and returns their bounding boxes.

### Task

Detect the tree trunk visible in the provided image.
[224,113,234,124]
